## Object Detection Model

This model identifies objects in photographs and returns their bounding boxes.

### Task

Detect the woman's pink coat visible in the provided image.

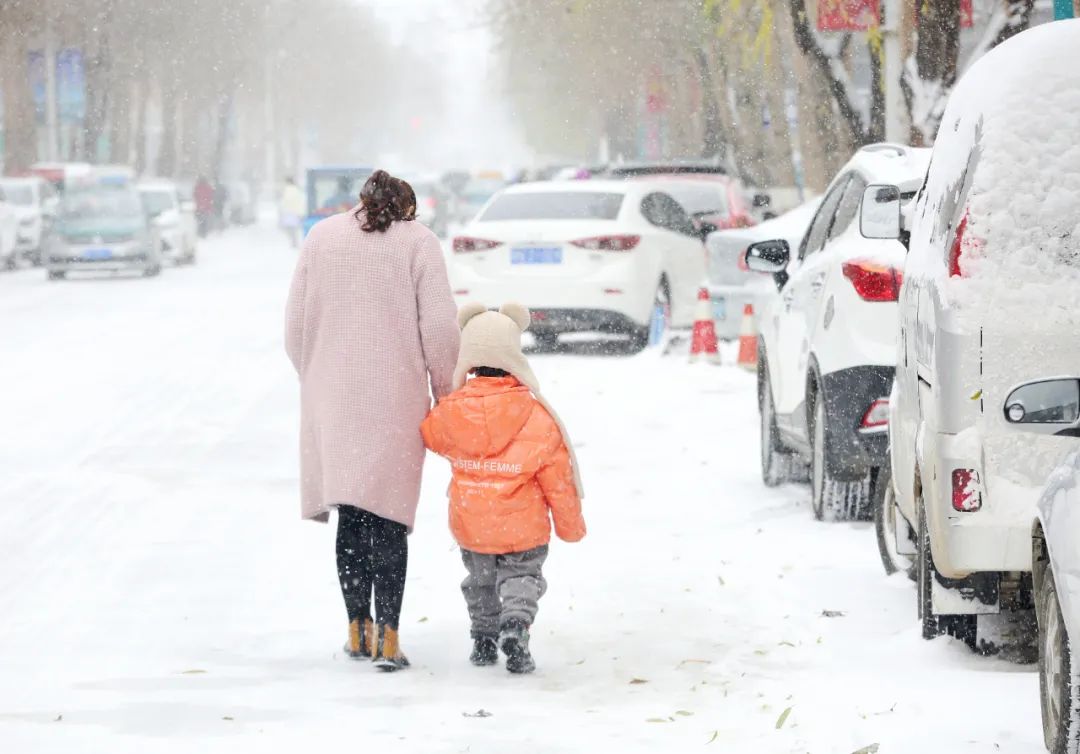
[285,209,459,526]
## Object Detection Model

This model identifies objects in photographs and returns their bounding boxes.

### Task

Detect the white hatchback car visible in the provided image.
[879,21,1080,649]
[0,176,57,266]
[137,181,198,265]
[449,180,708,349]
[745,144,930,520]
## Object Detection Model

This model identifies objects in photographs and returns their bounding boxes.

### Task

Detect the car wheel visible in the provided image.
[534,332,559,352]
[47,270,65,281]
[4,254,16,270]
[760,364,793,487]
[873,464,915,579]
[1038,559,1080,753]
[810,396,871,521]
[144,264,162,278]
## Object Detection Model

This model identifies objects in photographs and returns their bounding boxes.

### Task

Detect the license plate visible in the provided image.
[511,246,562,265]
[712,298,726,321]
[82,248,113,260]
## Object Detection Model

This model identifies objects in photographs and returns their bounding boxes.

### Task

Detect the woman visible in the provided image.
[285,170,459,671]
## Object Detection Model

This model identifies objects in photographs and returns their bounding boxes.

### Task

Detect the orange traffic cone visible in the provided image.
[737,303,758,371]
[689,287,720,364]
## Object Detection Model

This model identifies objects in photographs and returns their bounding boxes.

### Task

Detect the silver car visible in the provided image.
[46,188,163,280]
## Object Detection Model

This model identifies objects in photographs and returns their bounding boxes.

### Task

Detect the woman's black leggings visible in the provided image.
[335,506,408,630]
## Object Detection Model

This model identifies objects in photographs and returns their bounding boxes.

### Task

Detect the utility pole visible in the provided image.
[43,0,60,162]
[882,0,907,144]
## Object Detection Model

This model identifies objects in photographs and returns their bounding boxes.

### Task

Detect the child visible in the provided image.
[421,302,586,674]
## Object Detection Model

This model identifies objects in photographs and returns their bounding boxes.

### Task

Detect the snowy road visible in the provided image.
[0,222,1044,753]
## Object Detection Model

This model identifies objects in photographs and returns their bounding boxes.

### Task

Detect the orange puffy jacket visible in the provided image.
[420,376,586,555]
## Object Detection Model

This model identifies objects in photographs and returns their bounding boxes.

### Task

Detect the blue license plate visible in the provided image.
[512,246,562,265]
[82,248,113,260]
[712,299,726,321]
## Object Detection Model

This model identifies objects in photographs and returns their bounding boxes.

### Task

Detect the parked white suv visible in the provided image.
[746,144,930,520]
[877,21,1080,649]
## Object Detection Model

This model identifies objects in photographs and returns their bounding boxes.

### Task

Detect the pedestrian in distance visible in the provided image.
[279,176,306,248]
[421,303,586,674]
[285,169,459,671]
[193,175,214,238]
[212,180,229,233]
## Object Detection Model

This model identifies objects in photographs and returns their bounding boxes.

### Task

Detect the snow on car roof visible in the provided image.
[846,144,931,190]
[907,19,1080,322]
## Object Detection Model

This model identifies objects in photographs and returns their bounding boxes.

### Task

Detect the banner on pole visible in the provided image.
[818,0,973,31]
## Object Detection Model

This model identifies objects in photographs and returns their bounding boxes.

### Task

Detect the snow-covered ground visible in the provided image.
[0,221,1045,753]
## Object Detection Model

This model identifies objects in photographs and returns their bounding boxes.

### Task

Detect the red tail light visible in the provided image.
[452,236,502,253]
[859,398,890,430]
[424,196,437,209]
[842,259,903,302]
[949,211,980,277]
[569,235,640,251]
[951,469,982,512]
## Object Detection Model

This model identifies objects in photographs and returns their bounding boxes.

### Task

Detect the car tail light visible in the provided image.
[452,236,502,253]
[951,469,982,512]
[948,210,983,277]
[842,259,903,302]
[859,398,890,430]
[569,235,640,251]
[424,196,437,209]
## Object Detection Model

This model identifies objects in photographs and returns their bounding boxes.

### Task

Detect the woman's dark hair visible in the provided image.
[356,169,417,232]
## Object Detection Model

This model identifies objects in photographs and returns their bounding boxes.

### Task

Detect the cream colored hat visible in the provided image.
[453,302,584,499]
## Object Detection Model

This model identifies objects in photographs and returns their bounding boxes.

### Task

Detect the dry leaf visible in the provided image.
[630,677,649,685]
[463,709,493,718]
[222,716,234,721]
[646,717,670,723]
[418,617,428,623]
[821,610,846,618]
[181,669,206,675]
[775,706,792,729]
[850,746,880,754]
[675,710,694,717]
[706,730,719,744]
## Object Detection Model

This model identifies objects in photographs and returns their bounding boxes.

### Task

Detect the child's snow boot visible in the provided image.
[469,636,499,667]
[344,617,375,660]
[373,624,410,672]
[499,620,535,674]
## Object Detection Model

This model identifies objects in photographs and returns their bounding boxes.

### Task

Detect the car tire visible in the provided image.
[759,364,793,487]
[810,396,871,521]
[144,264,162,278]
[534,332,559,352]
[873,464,915,579]
[4,254,16,270]
[47,270,65,281]
[1037,557,1080,753]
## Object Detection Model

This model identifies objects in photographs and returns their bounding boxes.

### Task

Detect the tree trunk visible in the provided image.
[786,0,867,148]
[156,79,179,177]
[2,41,39,171]
[915,0,960,85]
[868,39,886,143]
[693,47,725,159]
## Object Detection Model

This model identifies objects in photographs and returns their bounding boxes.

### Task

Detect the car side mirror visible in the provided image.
[1003,379,1080,437]
[860,184,902,240]
[752,193,771,209]
[745,239,791,290]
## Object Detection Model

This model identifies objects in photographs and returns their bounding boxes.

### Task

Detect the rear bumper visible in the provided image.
[820,365,894,480]
[47,252,153,272]
[528,308,641,335]
[926,432,1034,578]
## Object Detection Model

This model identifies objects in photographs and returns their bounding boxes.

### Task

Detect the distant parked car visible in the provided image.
[745,143,930,521]
[0,176,56,266]
[457,175,507,224]
[883,21,1080,651]
[449,180,707,350]
[138,181,198,265]
[411,179,449,237]
[705,197,820,341]
[46,187,162,280]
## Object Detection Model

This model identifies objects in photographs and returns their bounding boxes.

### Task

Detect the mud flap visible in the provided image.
[932,570,1000,615]
[894,507,917,557]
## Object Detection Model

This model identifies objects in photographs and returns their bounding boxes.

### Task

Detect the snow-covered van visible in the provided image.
[870,20,1080,649]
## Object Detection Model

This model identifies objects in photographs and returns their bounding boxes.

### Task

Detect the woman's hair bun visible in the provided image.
[357,169,417,232]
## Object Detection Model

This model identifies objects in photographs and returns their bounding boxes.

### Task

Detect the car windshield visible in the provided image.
[479,191,625,221]
[1,184,35,206]
[139,190,175,217]
[61,190,144,221]
[662,184,729,217]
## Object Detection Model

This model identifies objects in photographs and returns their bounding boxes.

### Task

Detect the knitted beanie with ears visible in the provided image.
[452,302,584,499]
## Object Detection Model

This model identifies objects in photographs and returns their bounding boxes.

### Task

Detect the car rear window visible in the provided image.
[661,185,729,217]
[479,192,625,222]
